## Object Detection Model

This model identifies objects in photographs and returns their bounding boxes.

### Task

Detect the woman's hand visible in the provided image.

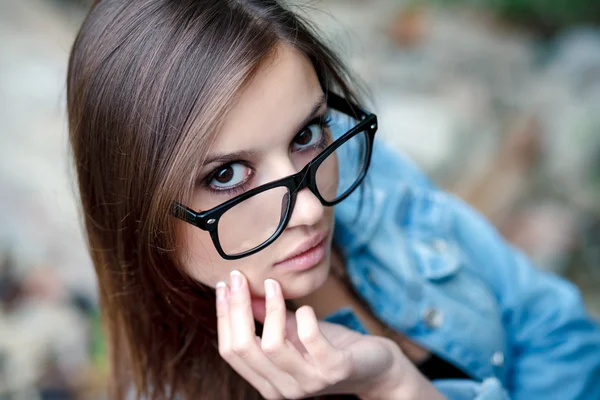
[216,270,445,400]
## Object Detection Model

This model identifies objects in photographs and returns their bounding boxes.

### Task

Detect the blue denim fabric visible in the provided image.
[326,118,600,400]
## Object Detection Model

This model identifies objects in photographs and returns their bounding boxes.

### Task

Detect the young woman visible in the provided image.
[66,0,600,399]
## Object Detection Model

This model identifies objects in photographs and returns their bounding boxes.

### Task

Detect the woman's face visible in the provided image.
[181,45,337,299]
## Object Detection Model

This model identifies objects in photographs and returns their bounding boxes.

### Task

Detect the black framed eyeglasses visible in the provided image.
[171,92,378,260]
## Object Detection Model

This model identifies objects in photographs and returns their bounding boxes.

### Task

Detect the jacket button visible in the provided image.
[491,351,504,367]
[422,307,444,329]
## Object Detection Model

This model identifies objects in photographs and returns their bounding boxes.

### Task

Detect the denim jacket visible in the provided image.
[328,124,600,399]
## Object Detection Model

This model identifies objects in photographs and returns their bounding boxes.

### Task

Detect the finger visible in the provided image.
[228,271,301,397]
[261,280,316,385]
[216,281,281,398]
[296,305,351,380]
[261,279,287,349]
[253,295,299,337]
[252,286,305,353]
[296,306,336,359]
[228,270,258,349]
[216,281,231,343]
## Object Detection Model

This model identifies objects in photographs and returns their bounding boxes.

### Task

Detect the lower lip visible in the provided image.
[274,238,327,271]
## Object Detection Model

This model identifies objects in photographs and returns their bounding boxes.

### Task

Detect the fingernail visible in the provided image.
[230,270,242,291]
[216,281,226,302]
[264,279,276,299]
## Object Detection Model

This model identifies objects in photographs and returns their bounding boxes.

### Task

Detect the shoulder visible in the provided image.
[369,138,435,189]
[334,139,510,382]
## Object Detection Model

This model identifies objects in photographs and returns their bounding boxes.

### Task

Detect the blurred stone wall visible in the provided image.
[1,0,599,398]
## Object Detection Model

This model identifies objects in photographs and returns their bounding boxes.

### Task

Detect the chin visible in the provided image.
[277,257,331,299]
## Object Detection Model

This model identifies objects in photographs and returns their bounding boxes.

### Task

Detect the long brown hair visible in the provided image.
[67,0,364,398]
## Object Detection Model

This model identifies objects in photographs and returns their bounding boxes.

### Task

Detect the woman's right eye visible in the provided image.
[206,163,252,192]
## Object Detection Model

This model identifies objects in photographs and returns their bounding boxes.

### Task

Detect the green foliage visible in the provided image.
[427,0,600,35]
[90,310,108,373]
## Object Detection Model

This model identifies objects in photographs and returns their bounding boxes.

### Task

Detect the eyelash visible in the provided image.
[324,114,333,127]
[292,114,332,147]
[202,114,333,195]
[312,114,333,150]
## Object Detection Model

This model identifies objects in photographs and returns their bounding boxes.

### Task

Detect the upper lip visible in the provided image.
[275,230,329,265]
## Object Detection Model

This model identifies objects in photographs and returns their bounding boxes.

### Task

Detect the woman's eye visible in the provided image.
[208,163,251,189]
[292,124,323,150]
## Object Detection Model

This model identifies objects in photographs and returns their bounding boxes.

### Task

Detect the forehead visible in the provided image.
[212,45,324,153]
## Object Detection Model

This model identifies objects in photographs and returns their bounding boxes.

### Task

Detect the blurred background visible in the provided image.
[1,0,599,398]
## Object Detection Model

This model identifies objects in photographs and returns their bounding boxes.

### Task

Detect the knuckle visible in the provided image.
[231,339,253,359]
[326,368,350,385]
[261,339,285,358]
[323,372,342,386]
[216,308,228,318]
[260,388,282,400]
[218,345,233,360]
[310,382,327,394]
[308,371,327,386]
[298,325,320,345]
[302,379,325,395]
[280,387,305,400]
[324,358,352,384]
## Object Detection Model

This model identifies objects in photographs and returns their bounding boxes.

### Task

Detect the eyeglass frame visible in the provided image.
[171,92,378,260]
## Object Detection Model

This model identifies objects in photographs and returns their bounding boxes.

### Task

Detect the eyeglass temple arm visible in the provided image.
[171,202,201,225]
[326,92,370,120]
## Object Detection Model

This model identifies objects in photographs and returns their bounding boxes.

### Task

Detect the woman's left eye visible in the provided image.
[292,123,324,151]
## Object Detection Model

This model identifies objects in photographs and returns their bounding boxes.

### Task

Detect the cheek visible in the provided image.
[180,223,272,292]
[316,152,339,199]
[180,224,228,286]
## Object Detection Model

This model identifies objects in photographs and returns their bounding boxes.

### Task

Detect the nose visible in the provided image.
[286,187,325,228]
[265,154,325,229]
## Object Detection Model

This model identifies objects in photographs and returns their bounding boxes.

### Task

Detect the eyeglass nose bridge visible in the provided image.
[288,163,319,200]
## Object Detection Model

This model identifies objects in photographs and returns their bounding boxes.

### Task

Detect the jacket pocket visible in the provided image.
[399,187,499,317]
[398,187,463,281]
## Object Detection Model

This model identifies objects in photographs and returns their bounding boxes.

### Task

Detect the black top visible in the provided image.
[417,353,473,381]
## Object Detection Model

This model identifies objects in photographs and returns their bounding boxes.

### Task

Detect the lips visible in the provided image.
[274,230,329,265]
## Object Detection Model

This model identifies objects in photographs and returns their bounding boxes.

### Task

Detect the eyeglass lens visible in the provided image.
[217,126,369,257]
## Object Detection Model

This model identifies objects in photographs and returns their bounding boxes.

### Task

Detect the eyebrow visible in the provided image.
[200,94,327,167]
[293,94,327,135]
